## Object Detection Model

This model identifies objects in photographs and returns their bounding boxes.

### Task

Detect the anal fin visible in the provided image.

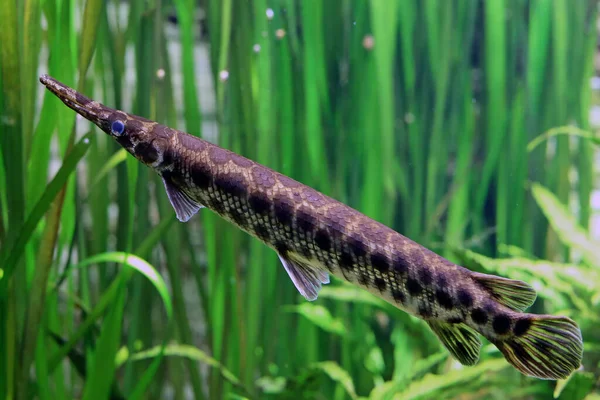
[427,320,482,366]
[471,271,537,311]
[277,253,329,301]
[162,175,204,222]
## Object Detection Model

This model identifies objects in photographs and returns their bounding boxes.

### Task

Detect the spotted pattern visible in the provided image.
[39,72,516,332]
[471,308,488,325]
[191,164,212,189]
[457,288,474,307]
[492,314,512,335]
[135,142,159,164]
[41,74,588,381]
[157,134,484,322]
[513,318,531,336]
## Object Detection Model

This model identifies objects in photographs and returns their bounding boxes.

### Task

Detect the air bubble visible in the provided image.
[253,44,261,53]
[219,70,229,82]
[266,8,274,20]
[275,29,286,39]
[362,34,375,50]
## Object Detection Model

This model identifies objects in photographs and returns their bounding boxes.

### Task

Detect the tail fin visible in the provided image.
[493,315,583,380]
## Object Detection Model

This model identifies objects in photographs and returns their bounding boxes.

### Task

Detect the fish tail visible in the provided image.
[491,314,583,380]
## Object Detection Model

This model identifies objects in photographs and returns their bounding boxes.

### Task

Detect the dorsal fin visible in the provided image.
[471,271,537,311]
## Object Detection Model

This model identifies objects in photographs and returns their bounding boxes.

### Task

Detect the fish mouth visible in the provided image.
[39,74,102,123]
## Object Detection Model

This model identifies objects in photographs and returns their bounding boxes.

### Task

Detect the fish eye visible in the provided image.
[111,120,125,136]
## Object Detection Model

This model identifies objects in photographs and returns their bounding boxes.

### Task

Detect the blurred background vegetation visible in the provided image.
[1,0,600,399]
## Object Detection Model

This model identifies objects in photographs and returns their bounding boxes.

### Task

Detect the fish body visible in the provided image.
[40,74,583,380]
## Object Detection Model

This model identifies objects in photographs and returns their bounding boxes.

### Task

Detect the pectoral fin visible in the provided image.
[162,176,204,222]
[277,253,329,301]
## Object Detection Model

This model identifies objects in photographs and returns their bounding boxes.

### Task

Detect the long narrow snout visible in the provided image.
[39,75,109,127]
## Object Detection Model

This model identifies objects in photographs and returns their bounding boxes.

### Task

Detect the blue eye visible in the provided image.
[111,120,125,136]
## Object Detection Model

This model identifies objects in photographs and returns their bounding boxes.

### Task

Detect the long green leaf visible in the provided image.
[0,133,92,295]
[531,183,598,265]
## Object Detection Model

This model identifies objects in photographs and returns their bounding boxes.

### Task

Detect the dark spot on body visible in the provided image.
[392,288,405,303]
[374,277,387,292]
[492,314,511,335]
[457,288,474,307]
[392,254,409,274]
[471,308,488,325]
[191,164,212,188]
[447,317,462,324]
[314,229,331,251]
[513,318,532,336]
[358,272,370,286]
[161,148,175,166]
[435,289,454,309]
[274,241,290,255]
[406,277,422,296]
[253,223,270,241]
[436,272,449,288]
[231,154,253,167]
[297,209,317,232]
[370,252,389,272]
[215,174,247,198]
[349,237,367,258]
[419,268,433,285]
[136,142,159,164]
[274,197,294,225]
[249,192,270,214]
[339,249,353,270]
[209,146,231,164]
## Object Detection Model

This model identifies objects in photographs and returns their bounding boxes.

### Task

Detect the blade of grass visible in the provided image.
[0,1,24,397]
[476,0,506,236]
[0,133,93,293]
[13,133,92,400]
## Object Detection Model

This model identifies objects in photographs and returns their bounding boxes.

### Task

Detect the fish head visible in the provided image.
[40,74,174,170]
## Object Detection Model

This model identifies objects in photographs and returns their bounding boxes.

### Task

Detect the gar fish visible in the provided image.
[40,74,583,380]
